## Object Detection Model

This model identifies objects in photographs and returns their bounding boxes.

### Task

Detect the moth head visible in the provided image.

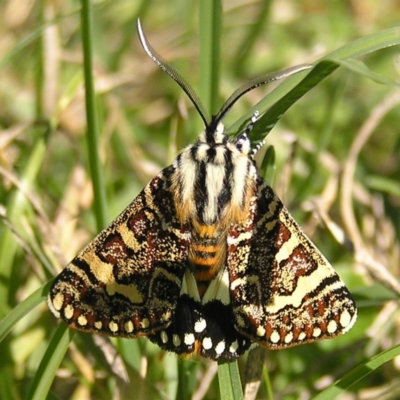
[137,19,275,149]
[197,121,227,145]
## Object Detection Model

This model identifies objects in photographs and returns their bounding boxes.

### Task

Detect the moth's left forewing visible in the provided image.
[48,166,190,338]
[228,177,357,349]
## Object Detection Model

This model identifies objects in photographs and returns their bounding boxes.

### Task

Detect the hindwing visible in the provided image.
[228,177,357,348]
[48,165,190,337]
[148,269,253,360]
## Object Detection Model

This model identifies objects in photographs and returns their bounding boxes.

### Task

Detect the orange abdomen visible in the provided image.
[188,224,226,297]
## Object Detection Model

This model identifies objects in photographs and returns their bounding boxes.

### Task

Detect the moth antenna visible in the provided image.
[213,64,313,127]
[137,19,211,128]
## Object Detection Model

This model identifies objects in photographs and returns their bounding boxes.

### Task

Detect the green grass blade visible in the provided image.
[81,0,108,230]
[322,26,400,60]
[312,344,400,400]
[249,60,339,145]
[176,358,198,400]
[240,51,399,147]
[0,281,51,343]
[199,0,222,116]
[26,324,75,400]
[329,58,400,86]
[263,364,274,400]
[260,145,276,185]
[226,63,324,139]
[218,361,244,400]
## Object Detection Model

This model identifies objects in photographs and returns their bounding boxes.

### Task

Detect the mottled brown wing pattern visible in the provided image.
[48,165,190,338]
[228,177,357,348]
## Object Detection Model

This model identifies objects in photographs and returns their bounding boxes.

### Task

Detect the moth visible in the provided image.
[48,20,357,361]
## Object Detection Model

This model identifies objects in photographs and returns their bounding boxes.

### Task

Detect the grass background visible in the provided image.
[0,0,400,399]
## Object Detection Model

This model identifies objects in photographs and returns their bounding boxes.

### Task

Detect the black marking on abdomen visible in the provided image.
[147,294,251,361]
